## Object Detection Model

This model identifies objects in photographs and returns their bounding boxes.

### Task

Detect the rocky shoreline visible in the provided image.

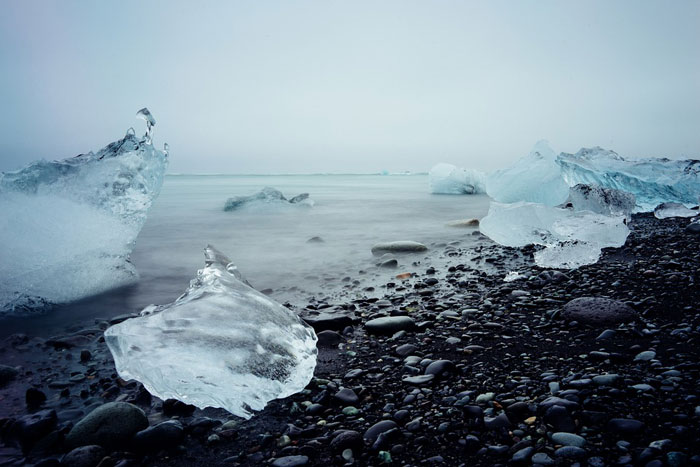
[1,213,699,466]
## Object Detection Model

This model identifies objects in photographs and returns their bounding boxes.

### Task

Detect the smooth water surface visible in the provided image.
[1,174,490,336]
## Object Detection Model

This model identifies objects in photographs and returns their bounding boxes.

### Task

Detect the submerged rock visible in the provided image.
[105,245,317,419]
[371,241,428,255]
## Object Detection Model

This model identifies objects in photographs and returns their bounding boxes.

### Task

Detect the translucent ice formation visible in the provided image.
[104,245,318,419]
[429,163,486,194]
[557,147,700,211]
[480,201,629,269]
[568,184,636,218]
[485,140,569,206]
[224,187,314,211]
[0,109,168,314]
[654,202,697,219]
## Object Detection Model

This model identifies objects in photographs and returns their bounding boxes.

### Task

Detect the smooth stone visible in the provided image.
[132,420,184,452]
[402,374,434,385]
[371,241,428,255]
[303,312,355,332]
[334,388,359,405]
[552,432,586,447]
[592,374,620,386]
[634,350,656,361]
[65,402,148,450]
[0,365,18,387]
[364,420,397,443]
[531,452,555,465]
[424,360,455,377]
[555,446,588,459]
[607,418,644,435]
[61,445,106,467]
[365,316,415,335]
[561,297,637,325]
[316,330,342,347]
[395,344,418,357]
[330,430,363,452]
[271,455,309,467]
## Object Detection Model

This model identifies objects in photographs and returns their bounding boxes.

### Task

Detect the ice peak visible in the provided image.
[136,108,156,144]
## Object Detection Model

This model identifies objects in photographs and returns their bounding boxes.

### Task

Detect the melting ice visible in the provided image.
[429,163,486,195]
[0,109,167,314]
[224,187,315,211]
[104,245,318,419]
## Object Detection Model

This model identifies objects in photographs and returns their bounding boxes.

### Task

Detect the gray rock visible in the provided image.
[363,420,397,443]
[65,402,148,449]
[61,445,106,467]
[330,430,363,453]
[561,297,637,325]
[395,344,418,357]
[371,241,428,255]
[271,455,309,467]
[132,420,184,452]
[334,388,359,405]
[316,330,342,347]
[607,418,644,435]
[551,432,586,447]
[365,316,415,335]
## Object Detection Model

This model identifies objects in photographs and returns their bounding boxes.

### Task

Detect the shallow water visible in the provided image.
[1,174,490,337]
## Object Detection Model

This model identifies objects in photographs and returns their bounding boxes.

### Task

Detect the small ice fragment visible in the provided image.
[653,202,697,219]
[503,271,525,282]
[136,107,156,144]
[429,163,486,195]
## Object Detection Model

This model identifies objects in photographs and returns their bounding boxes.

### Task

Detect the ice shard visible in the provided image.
[0,109,168,314]
[479,201,629,269]
[104,246,318,419]
[557,147,700,211]
[485,140,569,206]
[429,163,486,195]
[224,187,314,211]
[654,202,697,219]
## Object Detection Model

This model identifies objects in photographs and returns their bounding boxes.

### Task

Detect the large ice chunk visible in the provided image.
[224,187,314,211]
[485,140,569,206]
[480,201,629,269]
[557,147,700,211]
[568,184,636,218]
[429,163,486,194]
[104,246,318,419]
[0,109,168,314]
[654,202,697,219]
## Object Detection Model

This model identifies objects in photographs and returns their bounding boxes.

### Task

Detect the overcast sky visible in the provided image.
[1,1,698,174]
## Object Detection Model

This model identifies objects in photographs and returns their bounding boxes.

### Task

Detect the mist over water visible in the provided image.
[0,174,490,337]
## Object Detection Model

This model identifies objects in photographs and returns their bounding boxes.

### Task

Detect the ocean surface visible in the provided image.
[1,174,491,337]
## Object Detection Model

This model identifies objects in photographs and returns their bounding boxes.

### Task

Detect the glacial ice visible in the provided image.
[557,147,700,211]
[479,201,629,269]
[0,109,168,314]
[654,202,697,219]
[224,187,314,211]
[567,184,636,218]
[429,163,486,195]
[104,245,318,419]
[485,141,569,206]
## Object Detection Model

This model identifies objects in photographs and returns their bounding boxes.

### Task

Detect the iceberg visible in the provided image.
[429,163,486,194]
[479,201,629,269]
[485,140,569,206]
[0,109,167,314]
[654,202,697,219]
[224,187,314,211]
[567,184,636,218]
[104,245,317,419]
[557,147,700,211]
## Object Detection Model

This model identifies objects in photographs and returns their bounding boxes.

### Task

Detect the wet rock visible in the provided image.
[316,330,342,347]
[303,311,355,332]
[607,418,644,435]
[363,420,397,443]
[271,455,309,467]
[330,430,363,453]
[61,445,106,467]
[7,409,57,449]
[544,405,576,432]
[334,388,359,405]
[162,399,196,417]
[132,420,184,452]
[65,402,148,449]
[371,241,428,255]
[424,359,455,377]
[26,388,47,408]
[365,316,415,335]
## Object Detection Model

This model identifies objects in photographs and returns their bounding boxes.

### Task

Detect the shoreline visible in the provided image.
[1,213,699,466]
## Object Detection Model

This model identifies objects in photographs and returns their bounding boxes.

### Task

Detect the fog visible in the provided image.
[1,0,698,174]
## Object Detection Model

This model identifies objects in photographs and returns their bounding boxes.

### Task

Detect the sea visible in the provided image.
[1,174,491,337]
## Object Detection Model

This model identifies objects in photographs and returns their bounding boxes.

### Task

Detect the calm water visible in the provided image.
[1,174,490,337]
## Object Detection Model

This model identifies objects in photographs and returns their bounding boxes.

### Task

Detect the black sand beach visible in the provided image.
[1,213,699,466]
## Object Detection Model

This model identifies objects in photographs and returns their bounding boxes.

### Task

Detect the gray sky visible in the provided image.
[1,1,698,174]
